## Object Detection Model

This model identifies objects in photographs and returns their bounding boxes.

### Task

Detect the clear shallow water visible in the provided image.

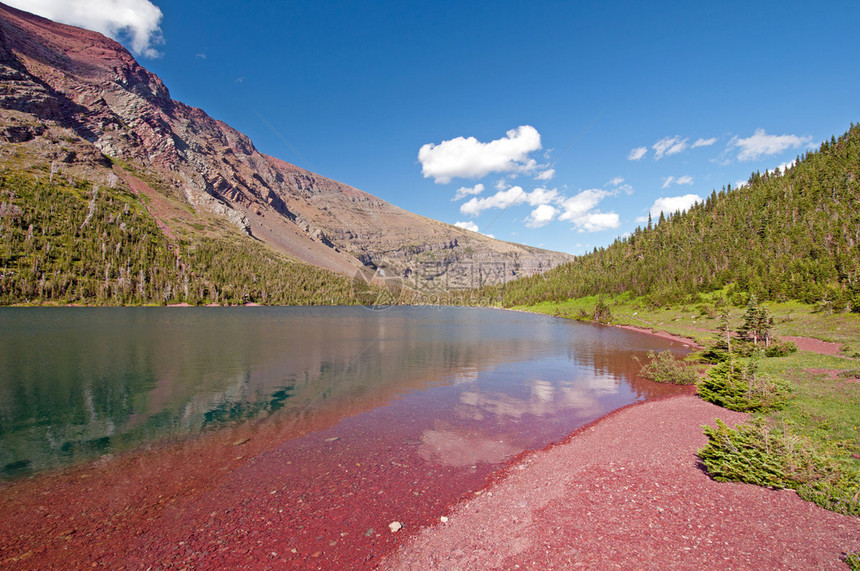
[0,306,688,478]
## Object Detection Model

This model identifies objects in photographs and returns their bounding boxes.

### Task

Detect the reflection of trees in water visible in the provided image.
[566,328,689,400]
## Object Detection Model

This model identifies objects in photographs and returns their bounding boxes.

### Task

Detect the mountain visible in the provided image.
[0,2,571,305]
[487,124,860,312]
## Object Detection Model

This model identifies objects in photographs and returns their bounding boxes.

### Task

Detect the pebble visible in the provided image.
[389,521,403,533]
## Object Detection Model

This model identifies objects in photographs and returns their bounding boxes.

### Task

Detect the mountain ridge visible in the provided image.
[0,1,571,298]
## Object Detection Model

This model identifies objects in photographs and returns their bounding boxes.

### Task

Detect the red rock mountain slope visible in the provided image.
[0,2,571,287]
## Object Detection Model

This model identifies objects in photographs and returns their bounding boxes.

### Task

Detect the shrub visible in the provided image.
[697,303,718,319]
[699,419,860,516]
[593,295,612,324]
[764,340,798,357]
[637,350,700,385]
[697,360,791,412]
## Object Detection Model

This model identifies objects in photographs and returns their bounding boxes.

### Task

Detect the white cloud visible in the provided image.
[662,175,694,189]
[768,159,797,176]
[609,177,634,195]
[459,186,559,217]
[457,181,621,234]
[557,189,611,221]
[574,212,621,233]
[453,183,484,201]
[460,187,526,216]
[418,125,542,184]
[648,194,701,219]
[628,146,647,161]
[556,189,620,231]
[692,137,717,148]
[652,136,688,160]
[729,128,812,161]
[8,0,165,58]
[525,204,558,228]
[454,221,480,232]
[534,168,555,181]
[525,187,560,206]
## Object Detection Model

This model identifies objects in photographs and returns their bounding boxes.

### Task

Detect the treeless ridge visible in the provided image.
[382,396,860,570]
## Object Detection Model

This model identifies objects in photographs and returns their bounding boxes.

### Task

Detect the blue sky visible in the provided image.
[11,0,860,254]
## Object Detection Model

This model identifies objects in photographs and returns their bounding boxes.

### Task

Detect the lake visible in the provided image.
[0,306,690,566]
[0,306,688,478]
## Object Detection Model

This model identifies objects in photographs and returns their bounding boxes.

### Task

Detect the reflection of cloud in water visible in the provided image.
[457,374,620,421]
[580,373,621,394]
[418,428,519,467]
[532,379,554,402]
[451,368,479,385]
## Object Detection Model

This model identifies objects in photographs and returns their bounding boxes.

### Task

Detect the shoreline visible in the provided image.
[382,394,860,569]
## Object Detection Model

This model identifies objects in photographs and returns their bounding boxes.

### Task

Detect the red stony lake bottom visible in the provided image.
[0,308,694,568]
[0,383,688,569]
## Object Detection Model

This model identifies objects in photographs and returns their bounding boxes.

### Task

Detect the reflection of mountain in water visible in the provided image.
[0,307,685,477]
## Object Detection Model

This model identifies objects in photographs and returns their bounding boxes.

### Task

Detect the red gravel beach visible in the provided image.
[382,396,860,570]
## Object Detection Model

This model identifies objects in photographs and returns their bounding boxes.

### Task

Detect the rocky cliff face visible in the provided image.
[0,3,572,290]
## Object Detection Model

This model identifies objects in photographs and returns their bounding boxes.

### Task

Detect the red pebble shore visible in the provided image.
[382,395,860,570]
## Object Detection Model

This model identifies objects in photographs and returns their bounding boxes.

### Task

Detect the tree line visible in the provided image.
[0,169,370,306]
[483,123,860,311]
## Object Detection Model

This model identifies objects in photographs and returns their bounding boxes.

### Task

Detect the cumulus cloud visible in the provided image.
[662,175,694,189]
[526,187,561,206]
[525,204,558,228]
[534,168,555,181]
[768,159,797,176]
[553,189,619,232]
[459,186,559,217]
[460,187,525,216]
[692,137,717,148]
[418,125,542,184]
[729,128,812,161]
[574,212,621,233]
[648,194,701,219]
[558,189,611,221]
[652,136,688,160]
[8,0,165,58]
[454,221,480,232]
[453,174,622,233]
[628,146,647,161]
[452,183,484,201]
